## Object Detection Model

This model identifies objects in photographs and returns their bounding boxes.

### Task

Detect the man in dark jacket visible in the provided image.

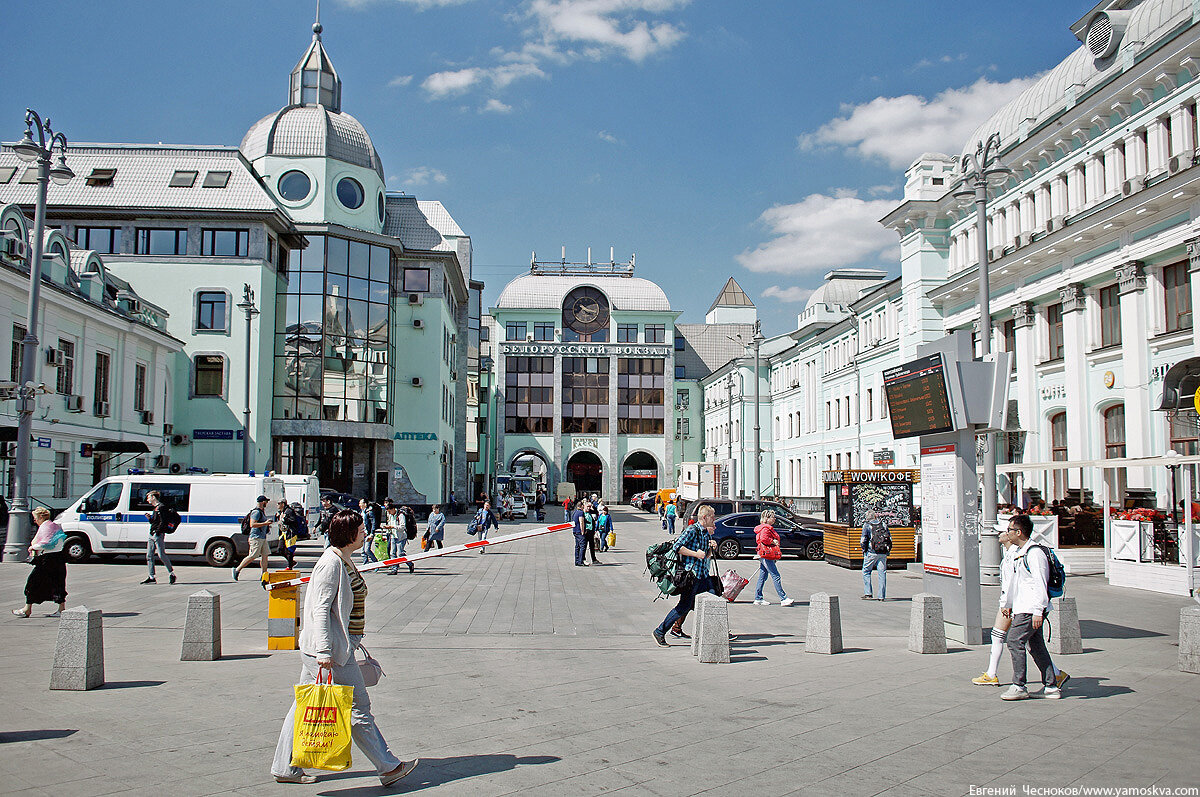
[141,490,179,585]
[313,496,335,549]
[276,499,299,569]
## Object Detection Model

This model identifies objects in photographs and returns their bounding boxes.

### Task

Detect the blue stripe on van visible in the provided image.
[180,514,245,524]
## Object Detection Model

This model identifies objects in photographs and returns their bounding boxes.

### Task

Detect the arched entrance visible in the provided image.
[622,451,659,500]
[510,450,549,486]
[566,451,603,498]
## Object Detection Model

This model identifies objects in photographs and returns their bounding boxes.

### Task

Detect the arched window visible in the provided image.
[1050,411,1068,500]
[1103,404,1126,459]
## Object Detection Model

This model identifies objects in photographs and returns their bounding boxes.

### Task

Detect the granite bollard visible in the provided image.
[909,593,947,654]
[693,593,730,664]
[1180,606,1200,674]
[181,589,222,661]
[49,606,104,690]
[1047,596,1082,655]
[805,592,843,654]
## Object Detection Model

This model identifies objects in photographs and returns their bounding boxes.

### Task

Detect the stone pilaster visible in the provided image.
[1059,283,1088,468]
[1117,261,1151,485]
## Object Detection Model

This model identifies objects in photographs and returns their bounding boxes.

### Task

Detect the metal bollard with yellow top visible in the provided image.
[266,569,300,650]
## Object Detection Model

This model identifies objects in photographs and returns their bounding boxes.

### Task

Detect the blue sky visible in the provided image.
[3,0,1092,335]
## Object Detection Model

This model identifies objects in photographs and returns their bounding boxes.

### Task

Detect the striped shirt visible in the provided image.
[341,558,367,636]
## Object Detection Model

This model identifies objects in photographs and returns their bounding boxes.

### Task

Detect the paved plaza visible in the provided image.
[0,507,1198,796]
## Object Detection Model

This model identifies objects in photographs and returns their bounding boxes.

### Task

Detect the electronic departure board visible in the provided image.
[883,353,957,439]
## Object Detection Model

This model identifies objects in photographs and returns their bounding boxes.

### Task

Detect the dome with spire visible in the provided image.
[239,21,384,180]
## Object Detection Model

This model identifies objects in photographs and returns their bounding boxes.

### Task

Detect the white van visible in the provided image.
[58,474,285,567]
[279,474,321,533]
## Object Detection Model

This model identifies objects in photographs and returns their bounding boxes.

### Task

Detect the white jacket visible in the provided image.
[1005,539,1051,616]
[997,544,1017,609]
[298,548,357,665]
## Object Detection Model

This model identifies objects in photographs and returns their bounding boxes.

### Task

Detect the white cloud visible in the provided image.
[737,191,899,276]
[403,167,449,186]
[419,0,690,102]
[388,75,413,87]
[762,286,814,303]
[482,98,513,113]
[798,75,1040,169]
[597,130,621,144]
[867,184,898,197]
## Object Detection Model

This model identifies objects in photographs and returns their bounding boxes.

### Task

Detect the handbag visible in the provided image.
[711,561,749,602]
[356,644,385,687]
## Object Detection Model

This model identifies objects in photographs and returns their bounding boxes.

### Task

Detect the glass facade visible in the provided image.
[617,358,664,434]
[504,356,553,433]
[562,357,609,433]
[273,235,393,423]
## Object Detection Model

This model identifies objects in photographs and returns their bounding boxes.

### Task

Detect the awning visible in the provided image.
[998,452,1200,473]
[93,441,150,453]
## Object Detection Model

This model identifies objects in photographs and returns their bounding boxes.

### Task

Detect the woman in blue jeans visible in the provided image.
[752,510,795,606]
[860,510,889,601]
[653,504,720,646]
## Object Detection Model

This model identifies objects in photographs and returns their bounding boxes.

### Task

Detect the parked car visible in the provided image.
[509,492,529,519]
[678,498,800,528]
[711,512,824,561]
[630,491,655,511]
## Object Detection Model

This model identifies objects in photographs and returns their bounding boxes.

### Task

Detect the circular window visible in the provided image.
[278,170,311,202]
[378,192,385,224]
[337,177,364,210]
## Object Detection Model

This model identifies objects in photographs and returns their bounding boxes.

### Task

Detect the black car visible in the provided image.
[711,512,824,561]
[678,498,800,528]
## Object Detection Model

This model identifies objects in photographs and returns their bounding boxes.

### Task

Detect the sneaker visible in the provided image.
[274,774,318,784]
[1042,686,1062,699]
[653,631,669,647]
[380,760,418,788]
[1055,670,1070,688]
[669,627,691,640]
[140,577,156,585]
[780,598,795,607]
[169,573,177,585]
[231,569,239,581]
[860,594,873,600]
[753,599,769,606]
[1000,685,1029,701]
[972,673,1000,686]
[44,610,61,618]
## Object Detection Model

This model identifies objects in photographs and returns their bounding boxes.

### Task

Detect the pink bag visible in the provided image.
[720,569,750,602]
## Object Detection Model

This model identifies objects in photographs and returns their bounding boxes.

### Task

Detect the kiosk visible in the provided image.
[882,331,1010,645]
[820,469,919,569]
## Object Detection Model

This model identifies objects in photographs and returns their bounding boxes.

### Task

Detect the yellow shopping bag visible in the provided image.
[606,531,616,548]
[291,670,353,771]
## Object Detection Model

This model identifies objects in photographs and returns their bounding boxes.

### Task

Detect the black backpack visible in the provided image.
[240,512,252,535]
[162,506,181,534]
[867,522,892,554]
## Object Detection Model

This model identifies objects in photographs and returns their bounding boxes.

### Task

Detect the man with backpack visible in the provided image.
[1002,513,1064,699]
[275,499,299,570]
[652,503,720,646]
[141,490,179,585]
[233,495,273,583]
[860,509,891,601]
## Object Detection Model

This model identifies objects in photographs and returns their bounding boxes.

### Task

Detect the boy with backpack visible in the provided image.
[1001,513,1065,699]
[141,490,179,585]
[860,510,891,601]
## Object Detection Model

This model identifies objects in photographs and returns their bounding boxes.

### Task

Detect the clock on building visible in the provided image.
[562,286,610,334]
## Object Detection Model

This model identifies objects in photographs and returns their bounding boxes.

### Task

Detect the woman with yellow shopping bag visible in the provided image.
[270,509,418,787]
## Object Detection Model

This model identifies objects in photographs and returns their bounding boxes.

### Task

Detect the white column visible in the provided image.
[1050,175,1068,218]
[1060,284,1089,465]
[1125,129,1149,178]
[1148,117,1171,173]
[1172,104,1196,156]
[1104,144,1126,194]
[1116,261,1152,488]
[1013,302,1038,479]
[1035,184,1051,227]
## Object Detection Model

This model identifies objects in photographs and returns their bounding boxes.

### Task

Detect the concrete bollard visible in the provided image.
[693,593,730,664]
[1047,596,1082,655]
[181,589,222,661]
[690,595,707,656]
[49,606,104,690]
[909,593,947,654]
[1180,606,1200,674]
[805,593,843,654]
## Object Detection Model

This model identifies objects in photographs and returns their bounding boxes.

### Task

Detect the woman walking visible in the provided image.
[665,499,677,535]
[752,510,795,607]
[12,507,68,618]
[426,505,445,550]
[473,501,500,552]
[270,509,418,786]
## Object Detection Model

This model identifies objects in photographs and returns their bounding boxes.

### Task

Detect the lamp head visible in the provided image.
[49,153,74,185]
[12,126,40,163]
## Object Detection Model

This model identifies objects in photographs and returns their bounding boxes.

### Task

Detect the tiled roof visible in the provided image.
[496,273,671,312]
[240,105,384,179]
[0,144,284,215]
[381,195,461,252]
[675,323,755,376]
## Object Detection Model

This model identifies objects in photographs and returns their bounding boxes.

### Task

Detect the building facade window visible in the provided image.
[10,324,24,383]
[533,322,554,341]
[506,322,527,341]
[504,356,553,433]
[1050,410,1068,499]
[865,388,873,421]
[563,357,610,433]
[196,291,228,332]
[617,324,638,343]
[53,451,69,499]
[1098,284,1121,347]
[136,228,187,256]
[1164,260,1193,332]
[94,351,111,414]
[676,389,689,409]
[134,362,147,413]
[195,354,225,398]
[1046,303,1064,361]
[74,226,121,254]
[403,267,430,293]
[200,228,249,257]
[1103,404,1126,458]
[618,358,664,435]
[645,324,666,343]
[674,365,685,379]
[56,339,74,395]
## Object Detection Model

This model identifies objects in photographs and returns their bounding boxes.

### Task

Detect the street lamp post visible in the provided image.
[236,284,259,474]
[751,321,763,500]
[955,132,1012,586]
[2,110,73,563]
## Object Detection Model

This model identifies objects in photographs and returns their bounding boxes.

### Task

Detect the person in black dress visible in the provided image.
[12,507,67,618]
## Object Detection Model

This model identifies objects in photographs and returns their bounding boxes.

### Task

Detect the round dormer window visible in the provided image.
[278,170,312,202]
[378,192,386,224]
[1084,10,1128,61]
[337,177,364,210]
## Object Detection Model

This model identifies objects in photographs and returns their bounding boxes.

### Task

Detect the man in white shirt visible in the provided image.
[1000,514,1061,700]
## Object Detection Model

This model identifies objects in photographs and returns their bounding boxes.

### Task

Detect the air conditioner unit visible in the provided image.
[1046,215,1064,233]
[171,433,191,446]
[1169,155,1189,175]
[411,377,423,387]
[140,410,154,425]
[1,236,28,262]
[95,401,110,417]
[44,348,63,367]
[1121,178,1145,197]
[154,454,169,468]
[413,318,424,329]
[408,293,422,305]
[65,394,84,412]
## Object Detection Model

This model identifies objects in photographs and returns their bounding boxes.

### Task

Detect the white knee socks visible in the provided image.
[987,628,1006,677]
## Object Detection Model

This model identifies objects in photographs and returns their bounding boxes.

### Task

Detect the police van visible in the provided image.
[279,474,321,534]
[57,474,285,567]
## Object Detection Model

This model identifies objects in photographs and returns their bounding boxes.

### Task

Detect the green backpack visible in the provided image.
[645,540,694,598]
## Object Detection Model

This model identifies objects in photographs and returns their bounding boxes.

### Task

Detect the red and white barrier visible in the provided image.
[266,522,575,590]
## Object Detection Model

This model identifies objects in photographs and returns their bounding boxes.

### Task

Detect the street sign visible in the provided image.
[873,449,894,466]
